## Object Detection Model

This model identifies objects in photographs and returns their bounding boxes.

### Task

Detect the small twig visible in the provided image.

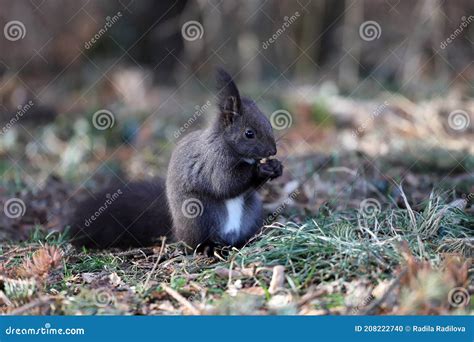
[0,290,13,306]
[227,257,235,288]
[212,249,227,262]
[8,296,56,315]
[326,166,358,177]
[144,237,166,289]
[297,288,327,307]
[114,247,155,258]
[268,265,285,295]
[162,284,200,315]
[361,268,407,315]
[0,246,36,260]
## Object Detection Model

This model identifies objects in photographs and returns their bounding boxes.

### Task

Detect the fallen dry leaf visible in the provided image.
[18,245,63,280]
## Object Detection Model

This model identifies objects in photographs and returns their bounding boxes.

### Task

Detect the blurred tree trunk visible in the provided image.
[338,0,363,90]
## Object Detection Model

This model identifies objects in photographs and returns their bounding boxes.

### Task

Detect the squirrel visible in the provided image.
[69,68,283,252]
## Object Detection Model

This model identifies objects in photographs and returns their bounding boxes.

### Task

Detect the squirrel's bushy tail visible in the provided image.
[69,179,172,249]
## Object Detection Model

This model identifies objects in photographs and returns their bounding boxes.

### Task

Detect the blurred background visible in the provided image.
[0,0,473,316]
[0,0,473,241]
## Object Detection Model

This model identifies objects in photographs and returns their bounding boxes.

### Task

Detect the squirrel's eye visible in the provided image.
[244,129,255,139]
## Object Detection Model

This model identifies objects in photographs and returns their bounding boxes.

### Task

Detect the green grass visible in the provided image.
[1,189,471,315]
[29,226,70,246]
[219,193,472,289]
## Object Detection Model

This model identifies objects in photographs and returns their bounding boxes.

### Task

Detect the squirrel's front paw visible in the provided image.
[258,159,283,180]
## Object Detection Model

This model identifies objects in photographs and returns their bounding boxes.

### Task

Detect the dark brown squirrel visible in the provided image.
[69,68,283,251]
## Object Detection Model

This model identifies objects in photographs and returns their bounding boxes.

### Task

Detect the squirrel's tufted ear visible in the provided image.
[216,67,241,125]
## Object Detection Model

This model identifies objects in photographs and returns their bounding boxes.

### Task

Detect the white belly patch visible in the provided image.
[223,195,244,235]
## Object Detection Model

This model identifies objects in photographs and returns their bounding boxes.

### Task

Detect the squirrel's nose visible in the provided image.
[267,146,277,157]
